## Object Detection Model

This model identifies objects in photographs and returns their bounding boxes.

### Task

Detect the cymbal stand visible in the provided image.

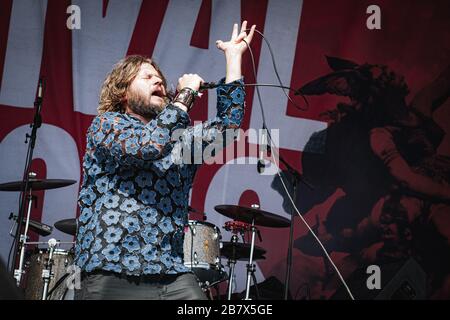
[11,78,44,277]
[226,233,238,300]
[14,184,35,286]
[244,214,258,300]
[264,141,314,300]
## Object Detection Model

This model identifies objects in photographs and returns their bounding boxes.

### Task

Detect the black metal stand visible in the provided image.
[226,234,238,300]
[258,129,313,300]
[275,148,313,301]
[244,219,257,300]
[10,78,43,281]
[284,176,297,300]
[250,272,260,300]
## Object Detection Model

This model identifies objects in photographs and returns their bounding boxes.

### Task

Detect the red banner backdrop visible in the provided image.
[1,0,449,299]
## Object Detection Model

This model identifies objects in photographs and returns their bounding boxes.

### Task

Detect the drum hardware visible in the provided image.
[215,204,264,300]
[25,241,76,246]
[226,233,239,300]
[54,218,78,236]
[224,220,251,243]
[13,173,38,286]
[243,204,260,300]
[23,240,75,300]
[224,220,252,233]
[46,272,71,300]
[214,204,290,228]
[9,78,43,285]
[0,178,77,192]
[223,219,250,300]
[9,213,53,237]
[0,173,76,287]
[215,203,290,300]
[193,252,198,265]
[220,242,266,261]
[41,238,57,300]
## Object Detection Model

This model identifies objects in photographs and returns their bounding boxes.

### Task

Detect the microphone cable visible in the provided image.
[240,29,355,300]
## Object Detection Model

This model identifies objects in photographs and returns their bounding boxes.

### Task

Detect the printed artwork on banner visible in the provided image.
[0,0,449,299]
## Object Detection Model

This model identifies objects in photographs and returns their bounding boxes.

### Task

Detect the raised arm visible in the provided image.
[216,21,256,84]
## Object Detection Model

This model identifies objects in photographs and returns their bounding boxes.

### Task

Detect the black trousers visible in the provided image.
[74,271,207,300]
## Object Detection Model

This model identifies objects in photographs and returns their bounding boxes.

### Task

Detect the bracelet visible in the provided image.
[173,87,198,111]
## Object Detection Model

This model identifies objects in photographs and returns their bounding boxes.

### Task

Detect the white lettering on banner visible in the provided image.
[0,125,80,261]
[248,0,327,151]
[152,0,241,120]
[0,0,47,108]
[204,157,287,293]
[71,0,142,115]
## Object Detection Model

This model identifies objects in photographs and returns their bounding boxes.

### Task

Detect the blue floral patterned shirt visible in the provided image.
[74,78,245,276]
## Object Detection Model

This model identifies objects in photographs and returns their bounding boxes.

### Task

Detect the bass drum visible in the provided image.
[24,248,74,300]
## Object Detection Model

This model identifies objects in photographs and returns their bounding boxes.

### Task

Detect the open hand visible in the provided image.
[216,21,256,57]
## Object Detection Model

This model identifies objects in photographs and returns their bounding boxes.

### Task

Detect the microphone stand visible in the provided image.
[262,139,313,300]
[278,151,313,300]
[10,79,44,284]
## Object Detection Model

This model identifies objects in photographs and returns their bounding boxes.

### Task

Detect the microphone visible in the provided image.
[257,128,268,174]
[35,78,44,105]
[257,157,265,174]
[37,78,43,99]
[9,214,53,236]
[28,218,53,236]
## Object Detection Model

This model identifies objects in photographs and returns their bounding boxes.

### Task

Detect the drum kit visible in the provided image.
[186,204,290,300]
[0,175,77,300]
[1,176,290,300]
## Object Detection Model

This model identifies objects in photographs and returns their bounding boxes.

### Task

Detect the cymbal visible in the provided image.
[0,179,76,191]
[54,218,77,236]
[214,205,290,228]
[221,242,266,261]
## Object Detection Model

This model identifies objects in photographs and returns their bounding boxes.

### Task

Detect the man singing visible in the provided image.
[74,22,256,299]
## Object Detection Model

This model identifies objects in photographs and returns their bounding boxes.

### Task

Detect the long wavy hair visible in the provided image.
[97,55,169,115]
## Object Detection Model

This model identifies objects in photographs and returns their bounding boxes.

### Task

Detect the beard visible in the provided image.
[127,89,167,119]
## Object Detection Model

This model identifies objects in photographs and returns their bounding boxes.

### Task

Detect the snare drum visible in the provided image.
[183,220,228,286]
[24,248,74,300]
